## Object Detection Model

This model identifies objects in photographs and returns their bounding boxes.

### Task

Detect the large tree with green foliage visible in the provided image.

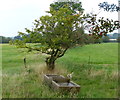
[15,6,84,70]
[14,0,120,70]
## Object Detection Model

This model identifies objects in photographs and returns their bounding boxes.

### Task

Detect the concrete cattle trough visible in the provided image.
[44,74,80,93]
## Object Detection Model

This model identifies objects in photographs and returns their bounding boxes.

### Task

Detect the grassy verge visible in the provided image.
[2,43,118,98]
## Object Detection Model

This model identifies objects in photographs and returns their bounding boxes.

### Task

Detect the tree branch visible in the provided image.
[53,49,59,57]
[57,48,68,58]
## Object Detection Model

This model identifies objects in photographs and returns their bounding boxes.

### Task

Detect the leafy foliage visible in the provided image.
[98,2,120,12]
[50,0,84,14]
[81,14,120,38]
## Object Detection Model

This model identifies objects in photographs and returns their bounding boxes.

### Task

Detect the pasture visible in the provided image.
[2,43,118,98]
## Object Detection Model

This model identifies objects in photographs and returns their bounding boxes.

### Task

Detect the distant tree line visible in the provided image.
[73,33,120,44]
[86,34,120,44]
[1,32,120,44]
[82,34,110,44]
[0,36,12,43]
[0,35,22,43]
[107,33,120,39]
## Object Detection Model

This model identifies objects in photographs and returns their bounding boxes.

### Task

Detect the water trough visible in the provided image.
[44,74,80,92]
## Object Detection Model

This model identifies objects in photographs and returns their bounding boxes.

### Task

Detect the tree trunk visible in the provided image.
[45,57,55,70]
[45,48,68,70]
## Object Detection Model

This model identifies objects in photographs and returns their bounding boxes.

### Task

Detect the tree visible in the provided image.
[0,36,12,43]
[102,36,110,43]
[117,36,120,42]
[15,7,84,70]
[14,1,120,70]
[98,2,120,12]
[14,35,22,40]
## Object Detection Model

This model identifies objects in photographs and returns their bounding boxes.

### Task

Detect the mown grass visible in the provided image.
[57,43,118,64]
[2,43,118,98]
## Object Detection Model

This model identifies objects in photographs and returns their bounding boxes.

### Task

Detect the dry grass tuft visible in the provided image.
[110,71,118,80]
[29,63,68,81]
[89,69,105,78]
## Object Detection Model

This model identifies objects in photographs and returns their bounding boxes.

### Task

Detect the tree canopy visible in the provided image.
[16,6,84,70]
[13,1,120,70]
[50,0,84,14]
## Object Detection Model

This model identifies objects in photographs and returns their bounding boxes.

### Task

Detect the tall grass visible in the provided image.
[2,43,118,98]
[0,44,2,99]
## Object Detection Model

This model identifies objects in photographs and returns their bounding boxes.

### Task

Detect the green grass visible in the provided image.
[57,43,118,64]
[2,44,44,74]
[2,43,118,98]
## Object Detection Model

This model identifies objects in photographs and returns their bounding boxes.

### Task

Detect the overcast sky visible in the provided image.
[0,0,118,37]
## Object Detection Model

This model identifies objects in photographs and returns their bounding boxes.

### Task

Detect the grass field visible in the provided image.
[2,43,118,98]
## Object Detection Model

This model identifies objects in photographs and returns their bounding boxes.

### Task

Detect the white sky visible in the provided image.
[0,0,118,37]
